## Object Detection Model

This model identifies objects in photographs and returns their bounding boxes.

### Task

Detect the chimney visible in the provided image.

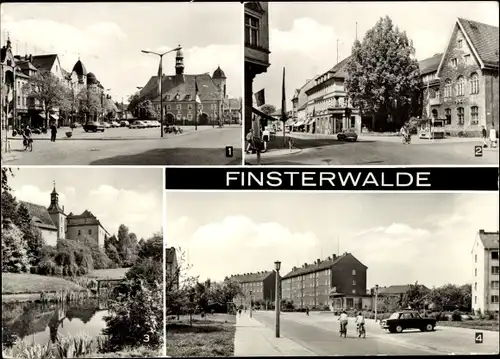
[479,229,485,234]
[317,258,321,265]
[332,254,337,260]
[328,256,332,260]
[29,54,32,62]
[303,263,307,268]
[292,266,297,271]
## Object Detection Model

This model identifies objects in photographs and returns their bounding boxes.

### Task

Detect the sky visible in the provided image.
[1,2,243,103]
[253,1,500,108]
[166,192,499,289]
[6,167,163,240]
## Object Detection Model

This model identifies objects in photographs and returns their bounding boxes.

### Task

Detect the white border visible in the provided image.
[162,170,167,357]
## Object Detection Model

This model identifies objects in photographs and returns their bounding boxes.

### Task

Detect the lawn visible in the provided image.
[167,315,236,357]
[437,320,499,332]
[83,268,129,280]
[1,273,85,294]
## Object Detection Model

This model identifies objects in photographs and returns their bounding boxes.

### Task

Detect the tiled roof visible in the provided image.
[419,53,443,75]
[230,271,273,283]
[458,18,499,68]
[19,201,57,230]
[328,56,352,78]
[31,54,57,72]
[479,230,499,250]
[282,253,367,279]
[166,247,176,263]
[224,98,241,109]
[68,209,96,218]
[377,284,430,295]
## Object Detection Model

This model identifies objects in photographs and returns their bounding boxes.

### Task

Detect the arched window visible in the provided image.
[444,79,452,98]
[445,108,452,125]
[469,73,479,94]
[456,76,465,96]
[457,107,465,125]
[431,109,438,119]
[471,106,479,125]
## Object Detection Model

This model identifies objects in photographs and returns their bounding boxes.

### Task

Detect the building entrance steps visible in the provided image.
[234,312,314,356]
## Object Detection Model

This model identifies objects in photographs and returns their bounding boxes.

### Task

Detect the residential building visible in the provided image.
[230,271,277,308]
[420,18,499,136]
[138,49,237,126]
[19,183,109,247]
[244,1,270,134]
[281,252,368,310]
[166,247,179,289]
[288,77,318,132]
[374,284,430,312]
[304,57,362,135]
[472,229,499,313]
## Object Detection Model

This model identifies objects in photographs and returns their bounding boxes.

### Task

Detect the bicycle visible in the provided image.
[339,322,347,338]
[23,137,33,152]
[357,324,366,338]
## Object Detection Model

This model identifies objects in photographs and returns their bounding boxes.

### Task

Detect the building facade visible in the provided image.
[472,229,499,313]
[244,1,270,134]
[420,18,499,136]
[66,210,110,247]
[230,271,277,308]
[288,77,318,131]
[281,253,367,310]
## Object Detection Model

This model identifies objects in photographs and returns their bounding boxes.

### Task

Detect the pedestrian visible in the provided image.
[238,309,242,317]
[50,122,57,142]
[245,128,254,153]
[482,126,488,148]
[306,307,309,316]
[489,127,498,148]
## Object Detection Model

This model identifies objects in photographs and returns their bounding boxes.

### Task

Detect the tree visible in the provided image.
[14,202,45,266]
[105,243,122,268]
[128,92,141,117]
[75,86,103,123]
[1,191,17,229]
[427,283,472,311]
[401,282,430,310]
[345,16,421,131]
[260,104,276,116]
[24,69,68,128]
[166,248,198,318]
[137,234,162,261]
[2,223,30,273]
[80,234,112,270]
[117,224,138,267]
[136,100,158,120]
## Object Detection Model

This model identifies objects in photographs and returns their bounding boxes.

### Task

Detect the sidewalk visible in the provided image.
[234,313,313,356]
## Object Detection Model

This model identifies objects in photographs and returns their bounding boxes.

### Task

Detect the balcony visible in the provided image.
[429,97,442,106]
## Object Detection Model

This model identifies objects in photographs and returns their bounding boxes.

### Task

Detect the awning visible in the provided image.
[252,107,282,123]
[305,118,315,125]
[285,119,295,126]
[294,121,305,127]
[50,113,59,120]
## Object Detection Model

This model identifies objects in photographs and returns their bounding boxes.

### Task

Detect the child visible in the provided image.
[355,312,365,333]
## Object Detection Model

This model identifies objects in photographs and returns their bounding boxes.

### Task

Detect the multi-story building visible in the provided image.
[288,77,318,132]
[303,57,362,135]
[281,252,368,310]
[19,183,109,247]
[244,1,270,134]
[420,18,499,136]
[472,229,499,313]
[230,271,277,308]
[166,247,179,289]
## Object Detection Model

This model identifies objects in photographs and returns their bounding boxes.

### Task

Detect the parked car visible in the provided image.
[111,121,120,128]
[150,120,161,128]
[337,128,358,142]
[144,120,154,128]
[381,310,437,333]
[83,122,105,132]
[129,121,146,129]
[103,122,111,129]
[120,120,130,127]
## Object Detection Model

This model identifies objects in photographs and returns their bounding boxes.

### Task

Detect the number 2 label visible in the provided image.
[475,145,483,157]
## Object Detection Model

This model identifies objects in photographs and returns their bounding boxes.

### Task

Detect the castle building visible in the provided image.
[138,47,240,126]
[19,183,109,247]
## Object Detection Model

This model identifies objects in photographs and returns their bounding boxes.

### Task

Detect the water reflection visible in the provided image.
[2,299,109,348]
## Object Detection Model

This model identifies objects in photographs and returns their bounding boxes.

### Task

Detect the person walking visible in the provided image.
[50,122,57,142]
[489,127,498,148]
[482,126,488,148]
[245,128,254,153]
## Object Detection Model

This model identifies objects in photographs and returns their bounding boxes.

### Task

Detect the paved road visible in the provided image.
[5,126,242,165]
[245,136,499,165]
[253,311,499,355]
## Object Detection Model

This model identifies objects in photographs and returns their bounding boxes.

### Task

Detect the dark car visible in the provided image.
[381,310,437,333]
[83,121,105,132]
[337,128,358,142]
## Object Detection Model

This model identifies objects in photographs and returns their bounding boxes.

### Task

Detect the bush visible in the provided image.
[54,266,63,276]
[38,257,57,275]
[451,309,462,321]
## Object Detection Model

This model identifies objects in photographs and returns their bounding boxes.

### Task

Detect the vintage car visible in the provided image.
[83,122,105,132]
[337,128,358,142]
[381,310,437,333]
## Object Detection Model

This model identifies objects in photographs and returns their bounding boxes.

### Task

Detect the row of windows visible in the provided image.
[443,74,479,97]
[77,229,93,235]
[474,252,499,263]
[475,266,500,276]
[474,295,499,304]
[434,106,480,126]
[474,281,499,290]
[157,103,218,111]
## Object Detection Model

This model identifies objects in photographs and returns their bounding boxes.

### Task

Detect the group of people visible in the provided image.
[21,122,59,148]
[338,310,366,336]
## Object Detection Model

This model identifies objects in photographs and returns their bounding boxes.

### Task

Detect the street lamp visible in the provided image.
[374,284,379,323]
[101,88,111,121]
[275,260,281,338]
[249,290,253,318]
[141,46,182,137]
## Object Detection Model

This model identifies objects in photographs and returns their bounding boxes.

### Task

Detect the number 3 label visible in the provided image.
[143,334,150,343]
[475,145,483,157]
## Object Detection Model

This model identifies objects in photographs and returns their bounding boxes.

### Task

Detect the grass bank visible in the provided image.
[167,314,236,357]
[83,268,129,280]
[437,319,499,332]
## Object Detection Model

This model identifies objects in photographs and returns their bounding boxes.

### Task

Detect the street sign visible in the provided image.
[225,146,233,158]
[475,145,483,157]
[475,332,483,344]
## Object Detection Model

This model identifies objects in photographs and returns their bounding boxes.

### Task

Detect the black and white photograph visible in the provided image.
[244,1,499,165]
[166,191,499,356]
[1,2,242,166]
[1,167,164,358]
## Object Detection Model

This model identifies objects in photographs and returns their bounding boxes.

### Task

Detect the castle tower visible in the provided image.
[175,46,184,75]
[47,181,66,241]
[212,65,227,98]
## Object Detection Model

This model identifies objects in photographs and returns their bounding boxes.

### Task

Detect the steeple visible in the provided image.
[6,33,11,50]
[48,181,64,214]
[175,45,184,75]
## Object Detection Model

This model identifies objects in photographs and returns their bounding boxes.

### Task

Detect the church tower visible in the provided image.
[175,46,184,75]
[47,182,66,241]
[212,65,227,98]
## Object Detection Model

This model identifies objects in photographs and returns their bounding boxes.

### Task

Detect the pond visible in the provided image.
[2,299,109,348]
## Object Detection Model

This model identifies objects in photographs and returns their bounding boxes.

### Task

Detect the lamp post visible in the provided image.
[101,88,111,122]
[136,87,143,119]
[275,260,281,338]
[249,290,253,318]
[374,284,379,323]
[141,46,182,137]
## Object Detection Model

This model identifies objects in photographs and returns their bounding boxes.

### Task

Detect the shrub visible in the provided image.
[451,309,462,321]
[38,257,57,275]
[54,266,63,276]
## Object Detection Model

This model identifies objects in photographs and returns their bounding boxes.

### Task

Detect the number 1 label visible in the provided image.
[226,146,233,158]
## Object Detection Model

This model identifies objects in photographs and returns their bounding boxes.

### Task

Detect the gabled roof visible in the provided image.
[282,253,366,279]
[31,54,58,72]
[328,56,352,78]
[19,201,57,230]
[478,230,499,250]
[378,284,430,295]
[68,209,96,218]
[419,53,443,75]
[149,73,222,103]
[230,271,274,283]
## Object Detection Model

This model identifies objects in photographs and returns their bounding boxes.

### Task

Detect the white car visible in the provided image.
[120,120,129,127]
[152,120,161,128]
[111,121,120,128]
[129,121,145,129]
[103,122,111,129]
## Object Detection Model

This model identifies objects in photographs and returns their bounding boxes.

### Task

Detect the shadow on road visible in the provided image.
[90,147,243,165]
[269,136,372,151]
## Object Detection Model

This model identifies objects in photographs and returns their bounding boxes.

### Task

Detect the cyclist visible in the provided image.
[23,125,32,148]
[355,311,366,336]
[338,310,348,334]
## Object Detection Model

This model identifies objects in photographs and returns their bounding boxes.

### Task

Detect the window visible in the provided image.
[352,280,356,286]
[88,229,92,235]
[245,14,260,46]
[211,103,217,110]
[429,89,436,98]
[475,268,477,276]
[492,295,499,304]
[471,106,479,125]
[17,96,20,105]
[457,107,464,125]
[492,281,499,289]
[199,104,203,110]
[464,54,470,64]
[166,105,171,111]
[186,94,191,100]
[469,73,479,94]
[492,251,499,260]
[177,104,182,110]
[188,104,192,110]
[445,108,452,125]
[78,230,81,235]
[165,95,170,101]
[474,296,477,304]
[458,39,463,48]
[451,58,458,67]
[352,289,356,294]
[474,282,477,290]
[456,76,465,96]
[444,79,452,98]
[492,266,500,275]
[352,269,356,275]
[176,114,182,120]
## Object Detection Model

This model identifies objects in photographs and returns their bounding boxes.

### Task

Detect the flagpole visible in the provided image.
[194,76,198,131]
[159,55,164,138]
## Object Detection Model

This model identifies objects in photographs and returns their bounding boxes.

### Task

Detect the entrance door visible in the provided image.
[335,116,343,133]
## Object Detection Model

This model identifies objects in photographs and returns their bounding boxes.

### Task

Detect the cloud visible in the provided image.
[355,223,429,237]
[65,186,76,197]
[271,18,337,55]
[15,185,67,206]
